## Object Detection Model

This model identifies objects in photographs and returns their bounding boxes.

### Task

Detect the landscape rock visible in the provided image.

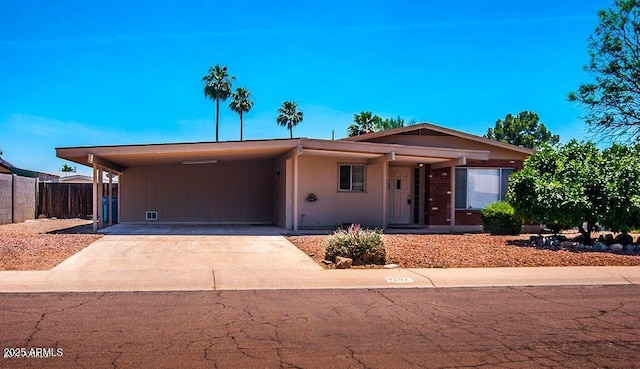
[624,244,635,253]
[559,241,573,250]
[609,243,623,252]
[613,233,634,246]
[599,234,614,246]
[383,263,399,269]
[335,256,353,269]
[530,236,543,247]
[593,242,608,252]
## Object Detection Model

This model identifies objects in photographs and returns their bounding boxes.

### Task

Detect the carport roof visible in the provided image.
[56,137,490,173]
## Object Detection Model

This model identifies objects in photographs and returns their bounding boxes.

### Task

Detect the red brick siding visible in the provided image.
[425,159,525,226]
[425,167,451,225]
[455,210,482,225]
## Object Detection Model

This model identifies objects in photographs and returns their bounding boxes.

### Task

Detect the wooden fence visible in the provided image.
[38,183,118,219]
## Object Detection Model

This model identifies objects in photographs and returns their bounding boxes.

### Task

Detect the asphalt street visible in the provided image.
[1,285,638,369]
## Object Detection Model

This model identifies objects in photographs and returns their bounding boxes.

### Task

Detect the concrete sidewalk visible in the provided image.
[1,265,639,292]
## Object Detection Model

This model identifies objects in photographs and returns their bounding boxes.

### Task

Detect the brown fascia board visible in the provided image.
[56,139,302,166]
[56,138,301,155]
[300,138,489,160]
[343,122,534,155]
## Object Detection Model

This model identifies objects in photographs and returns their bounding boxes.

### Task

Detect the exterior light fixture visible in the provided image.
[182,160,218,165]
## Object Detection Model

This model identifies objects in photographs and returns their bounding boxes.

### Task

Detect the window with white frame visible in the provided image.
[455,168,514,209]
[338,164,365,191]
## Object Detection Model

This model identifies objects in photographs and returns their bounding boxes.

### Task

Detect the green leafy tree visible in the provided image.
[277,101,303,139]
[347,111,382,137]
[568,0,640,142]
[484,111,559,149]
[507,140,640,242]
[599,143,640,233]
[61,164,76,172]
[229,87,254,141]
[202,64,235,142]
[376,115,405,131]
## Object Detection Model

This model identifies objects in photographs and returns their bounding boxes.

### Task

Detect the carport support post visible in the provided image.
[381,162,388,229]
[98,168,103,229]
[92,164,98,232]
[292,154,299,231]
[108,171,113,227]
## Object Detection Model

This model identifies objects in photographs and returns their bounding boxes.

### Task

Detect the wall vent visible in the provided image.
[146,211,158,221]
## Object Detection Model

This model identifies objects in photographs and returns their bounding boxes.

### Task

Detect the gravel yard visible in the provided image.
[287,233,640,269]
[3,219,640,271]
[0,219,102,271]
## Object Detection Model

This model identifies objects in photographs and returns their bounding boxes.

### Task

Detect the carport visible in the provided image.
[57,139,301,231]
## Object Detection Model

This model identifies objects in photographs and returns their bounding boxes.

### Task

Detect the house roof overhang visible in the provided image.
[344,122,535,156]
[56,137,490,173]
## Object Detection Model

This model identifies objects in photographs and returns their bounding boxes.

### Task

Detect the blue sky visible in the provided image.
[1,0,611,174]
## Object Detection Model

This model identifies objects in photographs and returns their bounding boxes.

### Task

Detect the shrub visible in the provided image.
[481,202,523,235]
[325,224,386,265]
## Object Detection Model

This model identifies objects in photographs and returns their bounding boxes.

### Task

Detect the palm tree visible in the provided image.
[202,64,235,142]
[229,87,254,141]
[347,111,382,137]
[277,101,304,139]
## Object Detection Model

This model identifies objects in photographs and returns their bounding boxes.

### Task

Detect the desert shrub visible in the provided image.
[481,202,523,235]
[325,224,385,265]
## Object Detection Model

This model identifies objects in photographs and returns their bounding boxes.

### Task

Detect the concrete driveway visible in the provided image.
[0,225,322,292]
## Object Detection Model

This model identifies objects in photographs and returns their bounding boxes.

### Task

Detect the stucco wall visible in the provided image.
[0,173,36,225]
[296,156,384,228]
[120,160,274,223]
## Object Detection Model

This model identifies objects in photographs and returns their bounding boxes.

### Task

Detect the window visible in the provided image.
[338,164,365,191]
[455,168,514,209]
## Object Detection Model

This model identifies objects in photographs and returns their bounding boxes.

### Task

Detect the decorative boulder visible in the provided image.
[624,244,636,253]
[613,233,634,246]
[598,234,615,246]
[593,242,608,252]
[609,243,624,252]
[335,256,353,269]
[530,236,543,247]
[560,241,573,250]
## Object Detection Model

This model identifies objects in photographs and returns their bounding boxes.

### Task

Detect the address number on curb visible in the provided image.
[385,277,414,284]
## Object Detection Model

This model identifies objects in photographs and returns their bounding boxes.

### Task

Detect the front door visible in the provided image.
[388,166,412,224]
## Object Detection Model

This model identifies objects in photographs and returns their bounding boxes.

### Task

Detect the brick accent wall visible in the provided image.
[0,173,37,225]
[425,167,451,226]
[425,159,525,227]
[453,159,524,226]
[455,210,482,225]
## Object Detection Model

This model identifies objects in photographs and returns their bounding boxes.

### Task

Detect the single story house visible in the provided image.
[56,123,532,232]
